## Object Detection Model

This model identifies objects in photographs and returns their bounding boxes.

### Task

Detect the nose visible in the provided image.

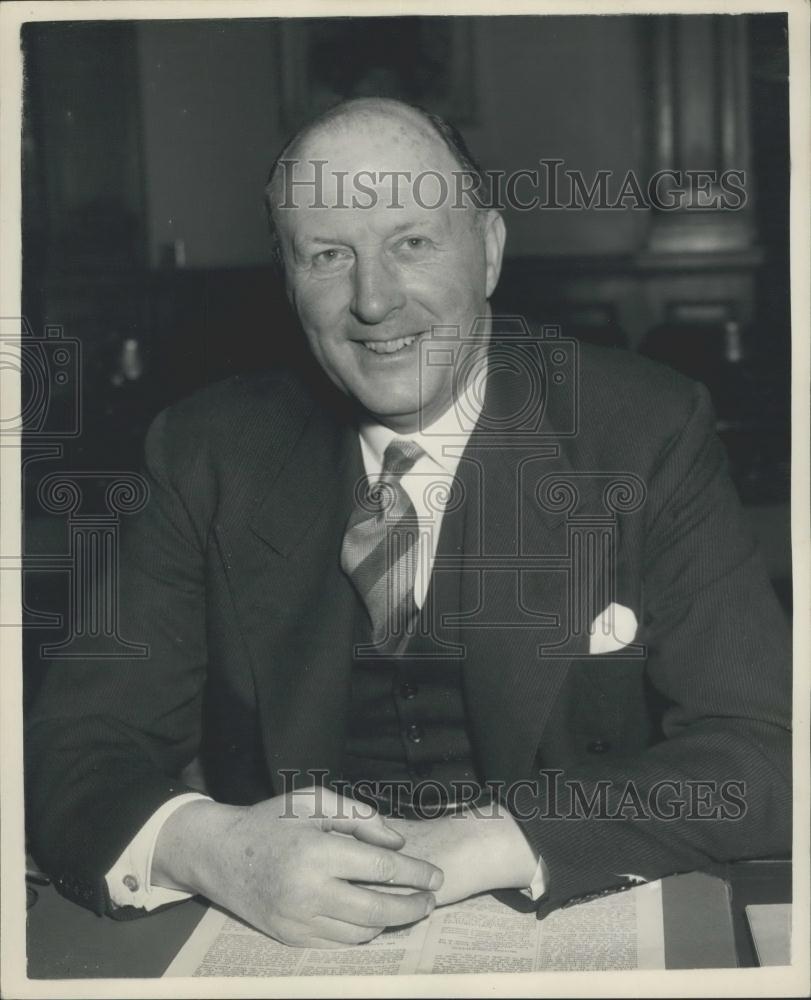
[350,253,406,325]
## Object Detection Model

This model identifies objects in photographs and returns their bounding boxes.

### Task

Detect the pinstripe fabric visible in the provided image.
[24,349,791,919]
[340,440,424,645]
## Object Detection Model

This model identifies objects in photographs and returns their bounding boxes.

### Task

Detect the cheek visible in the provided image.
[407,254,486,312]
[293,279,351,341]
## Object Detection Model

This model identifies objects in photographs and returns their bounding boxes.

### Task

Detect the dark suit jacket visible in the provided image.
[26,342,792,918]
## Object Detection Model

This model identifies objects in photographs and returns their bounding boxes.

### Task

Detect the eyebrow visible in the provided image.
[307,236,353,246]
[302,221,440,247]
[387,221,435,236]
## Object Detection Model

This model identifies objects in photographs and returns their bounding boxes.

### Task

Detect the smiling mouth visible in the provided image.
[359,333,423,355]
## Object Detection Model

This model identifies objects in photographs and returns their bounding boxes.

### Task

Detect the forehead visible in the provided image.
[274,114,466,239]
[298,111,458,180]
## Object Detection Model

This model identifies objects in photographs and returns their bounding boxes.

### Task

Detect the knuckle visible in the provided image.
[366,896,388,927]
[374,852,396,883]
[323,837,344,871]
[279,880,320,922]
[297,835,321,865]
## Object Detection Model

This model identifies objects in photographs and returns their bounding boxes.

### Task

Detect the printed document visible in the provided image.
[165,880,665,976]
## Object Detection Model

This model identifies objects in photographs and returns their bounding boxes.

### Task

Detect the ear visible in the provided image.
[483,210,507,299]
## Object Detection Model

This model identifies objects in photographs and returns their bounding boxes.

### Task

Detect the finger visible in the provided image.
[325,804,405,850]
[353,881,415,895]
[327,881,436,929]
[310,916,382,946]
[304,937,360,951]
[330,838,443,891]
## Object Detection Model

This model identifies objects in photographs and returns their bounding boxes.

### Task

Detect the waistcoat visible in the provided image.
[341,474,482,815]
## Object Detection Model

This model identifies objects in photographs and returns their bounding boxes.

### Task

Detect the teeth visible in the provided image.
[363,335,417,354]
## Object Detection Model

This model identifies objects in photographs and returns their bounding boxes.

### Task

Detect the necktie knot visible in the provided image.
[381,439,424,480]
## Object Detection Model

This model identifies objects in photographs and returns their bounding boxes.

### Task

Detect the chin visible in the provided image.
[358,388,419,420]
[364,405,419,429]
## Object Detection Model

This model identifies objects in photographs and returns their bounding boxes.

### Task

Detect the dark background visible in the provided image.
[19,14,791,706]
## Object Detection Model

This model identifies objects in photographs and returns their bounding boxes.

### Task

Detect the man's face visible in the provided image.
[275,119,505,431]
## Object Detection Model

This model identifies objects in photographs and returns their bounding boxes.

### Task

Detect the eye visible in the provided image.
[396,235,432,255]
[312,248,351,269]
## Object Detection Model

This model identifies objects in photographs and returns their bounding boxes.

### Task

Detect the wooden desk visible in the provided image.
[25,862,790,979]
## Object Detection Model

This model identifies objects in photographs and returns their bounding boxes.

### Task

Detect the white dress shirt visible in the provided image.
[105,371,547,909]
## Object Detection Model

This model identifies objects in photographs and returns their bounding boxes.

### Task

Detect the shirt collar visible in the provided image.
[358,363,487,478]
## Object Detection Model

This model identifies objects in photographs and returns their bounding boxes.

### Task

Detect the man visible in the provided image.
[26,98,791,949]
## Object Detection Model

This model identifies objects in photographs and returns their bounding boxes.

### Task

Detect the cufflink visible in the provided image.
[122,874,139,892]
[615,873,648,885]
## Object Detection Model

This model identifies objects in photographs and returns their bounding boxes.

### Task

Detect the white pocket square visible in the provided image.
[588,602,638,654]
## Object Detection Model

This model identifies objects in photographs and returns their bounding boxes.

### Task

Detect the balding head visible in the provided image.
[264,98,486,265]
[289,98,448,160]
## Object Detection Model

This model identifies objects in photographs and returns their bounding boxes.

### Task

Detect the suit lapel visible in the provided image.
[456,355,585,786]
[216,399,364,789]
[216,347,636,791]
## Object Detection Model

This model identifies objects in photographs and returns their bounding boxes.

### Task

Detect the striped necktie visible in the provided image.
[341,439,425,646]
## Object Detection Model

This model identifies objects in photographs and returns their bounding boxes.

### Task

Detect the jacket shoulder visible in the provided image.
[576,344,703,421]
[147,368,317,467]
[160,369,313,436]
[567,345,711,464]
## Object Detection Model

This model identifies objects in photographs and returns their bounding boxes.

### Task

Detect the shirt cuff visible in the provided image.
[105,792,210,910]
[521,854,550,902]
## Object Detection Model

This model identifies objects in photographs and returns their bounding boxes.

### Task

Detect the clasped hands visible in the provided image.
[152,788,538,948]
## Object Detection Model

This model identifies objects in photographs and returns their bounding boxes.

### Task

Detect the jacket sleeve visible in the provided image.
[25,407,210,915]
[512,382,792,916]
